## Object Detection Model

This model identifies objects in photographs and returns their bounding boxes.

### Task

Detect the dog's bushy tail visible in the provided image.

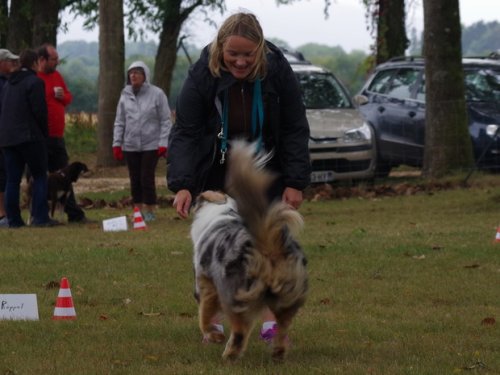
[226,141,303,259]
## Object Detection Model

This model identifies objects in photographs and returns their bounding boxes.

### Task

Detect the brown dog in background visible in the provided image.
[47,161,89,218]
[25,161,89,220]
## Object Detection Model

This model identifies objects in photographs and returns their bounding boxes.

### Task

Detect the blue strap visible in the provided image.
[251,79,264,152]
[218,89,229,164]
[218,80,264,163]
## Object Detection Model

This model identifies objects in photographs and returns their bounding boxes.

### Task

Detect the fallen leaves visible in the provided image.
[464,264,480,269]
[139,311,163,317]
[304,180,456,201]
[480,317,496,326]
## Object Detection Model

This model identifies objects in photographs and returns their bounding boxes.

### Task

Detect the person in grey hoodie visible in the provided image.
[112,61,172,222]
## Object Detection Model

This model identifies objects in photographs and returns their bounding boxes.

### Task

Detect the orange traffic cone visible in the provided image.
[133,206,147,230]
[52,277,76,320]
[495,226,500,243]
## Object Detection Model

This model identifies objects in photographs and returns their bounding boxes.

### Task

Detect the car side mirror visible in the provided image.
[353,94,368,106]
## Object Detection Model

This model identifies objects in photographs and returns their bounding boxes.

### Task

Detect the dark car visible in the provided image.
[355,54,500,176]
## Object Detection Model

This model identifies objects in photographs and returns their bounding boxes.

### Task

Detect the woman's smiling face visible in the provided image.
[222,35,258,80]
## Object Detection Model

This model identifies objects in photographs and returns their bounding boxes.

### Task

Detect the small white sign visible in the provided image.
[102,216,128,232]
[0,294,39,321]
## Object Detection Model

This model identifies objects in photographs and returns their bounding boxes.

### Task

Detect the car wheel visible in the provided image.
[371,130,392,178]
[374,161,392,178]
[373,143,392,178]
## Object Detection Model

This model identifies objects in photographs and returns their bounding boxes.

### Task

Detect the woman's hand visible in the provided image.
[157,147,167,158]
[173,189,192,219]
[113,146,123,161]
[282,187,303,210]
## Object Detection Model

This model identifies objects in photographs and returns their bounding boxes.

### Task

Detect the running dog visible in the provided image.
[191,141,308,361]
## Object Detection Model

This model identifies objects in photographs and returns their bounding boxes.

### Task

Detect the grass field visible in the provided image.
[1,171,499,374]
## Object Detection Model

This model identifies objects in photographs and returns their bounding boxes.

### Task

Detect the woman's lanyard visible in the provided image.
[218,79,264,164]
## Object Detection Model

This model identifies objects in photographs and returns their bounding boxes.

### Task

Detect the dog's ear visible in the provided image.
[199,190,227,204]
[193,191,227,214]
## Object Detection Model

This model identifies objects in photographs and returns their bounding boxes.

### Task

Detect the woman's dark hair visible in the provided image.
[19,49,38,70]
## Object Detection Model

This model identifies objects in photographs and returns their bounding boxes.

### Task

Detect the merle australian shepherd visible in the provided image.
[190,141,308,361]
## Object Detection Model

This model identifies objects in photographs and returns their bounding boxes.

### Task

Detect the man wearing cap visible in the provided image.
[0,48,19,227]
[37,43,92,224]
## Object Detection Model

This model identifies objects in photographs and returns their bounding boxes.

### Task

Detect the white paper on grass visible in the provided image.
[102,216,128,232]
[0,294,39,320]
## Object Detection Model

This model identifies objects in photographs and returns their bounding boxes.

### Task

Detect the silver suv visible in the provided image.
[285,50,376,183]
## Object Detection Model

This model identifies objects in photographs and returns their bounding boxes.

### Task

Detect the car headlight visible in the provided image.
[486,124,499,137]
[343,122,372,142]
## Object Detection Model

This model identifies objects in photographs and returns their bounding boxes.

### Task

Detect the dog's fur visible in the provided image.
[191,141,308,361]
[25,161,89,220]
[47,161,89,218]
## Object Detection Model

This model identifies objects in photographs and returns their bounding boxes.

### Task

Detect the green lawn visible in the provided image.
[1,180,499,374]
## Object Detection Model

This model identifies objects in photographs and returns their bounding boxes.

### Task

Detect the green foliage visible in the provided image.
[65,115,98,156]
[1,182,499,373]
[56,19,500,113]
[462,21,500,55]
[298,43,369,94]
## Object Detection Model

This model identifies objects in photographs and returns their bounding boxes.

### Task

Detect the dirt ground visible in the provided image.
[72,163,166,194]
[71,164,498,202]
[73,176,166,194]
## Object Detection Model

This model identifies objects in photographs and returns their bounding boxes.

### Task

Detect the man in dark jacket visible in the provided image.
[0,48,19,227]
[0,49,56,227]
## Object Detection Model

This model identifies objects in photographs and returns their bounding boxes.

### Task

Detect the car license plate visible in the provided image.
[311,171,334,183]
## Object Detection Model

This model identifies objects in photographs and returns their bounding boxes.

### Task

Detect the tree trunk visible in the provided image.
[422,0,473,178]
[152,0,184,96]
[376,0,408,64]
[6,0,33,52]
[0,0,8,46]
[32,0,60,47]
[96,0,124,167]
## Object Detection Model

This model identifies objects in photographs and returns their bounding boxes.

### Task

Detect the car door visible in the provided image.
[375,68,424,165]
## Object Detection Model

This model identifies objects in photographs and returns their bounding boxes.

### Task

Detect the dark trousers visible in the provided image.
[46,137,85,222]
[0,149,6,193]
[124,150,159,205]
[3,142,50,227]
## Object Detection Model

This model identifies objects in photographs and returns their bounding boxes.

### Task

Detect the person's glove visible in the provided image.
[113,146,124,161]
[157,146,167,158]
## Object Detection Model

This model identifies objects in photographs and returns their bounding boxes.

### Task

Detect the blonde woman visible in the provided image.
[167,13,310,343]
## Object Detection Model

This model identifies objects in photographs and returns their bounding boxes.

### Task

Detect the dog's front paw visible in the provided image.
[271,345,286,362]
[222,346,242,362]
[202,331,225,344]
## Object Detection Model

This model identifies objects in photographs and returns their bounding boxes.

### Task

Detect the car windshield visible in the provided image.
[296,72,352,109]
[464,68,500,102]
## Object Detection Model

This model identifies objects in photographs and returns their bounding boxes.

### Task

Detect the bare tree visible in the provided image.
[1,0,64,51]
[0,0,8,46]
[363,0,409,64]
[422,0,473,177]
[6,0,33,51]
[32,0,60,47]
[97,0,125,167]
[376,0,408,63]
